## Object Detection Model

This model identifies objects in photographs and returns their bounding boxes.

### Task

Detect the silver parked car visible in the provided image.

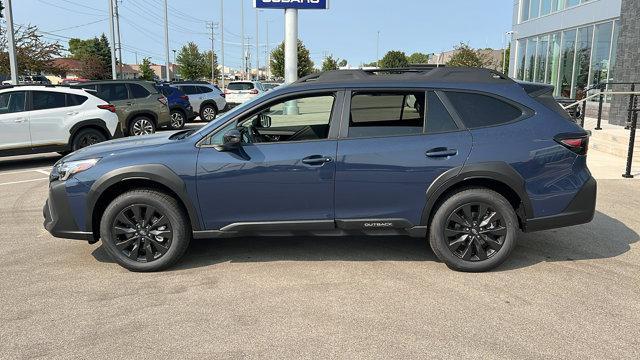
[170,81,227,122]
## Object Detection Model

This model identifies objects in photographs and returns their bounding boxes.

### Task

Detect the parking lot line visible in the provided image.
[0,178,49,186]
[0,168,52,176]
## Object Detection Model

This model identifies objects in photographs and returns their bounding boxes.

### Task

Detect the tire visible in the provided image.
[99,189,191,272]
[169,109,186,130]
[199,103,218,122]
[429,188,518,272]
[128,116,156,136]
[71,128,107,151]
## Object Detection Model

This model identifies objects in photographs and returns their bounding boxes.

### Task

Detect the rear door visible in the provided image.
[178,85,203,112]
[96,83,130,126]
[0,91,30,150]
[28,90,72,147]
[334,89,473,228]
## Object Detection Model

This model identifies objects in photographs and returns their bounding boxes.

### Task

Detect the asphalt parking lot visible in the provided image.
[1,135,639,359]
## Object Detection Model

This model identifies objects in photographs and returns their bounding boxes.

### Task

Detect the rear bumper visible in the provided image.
[524,176,597,232]
[43,181,93,241]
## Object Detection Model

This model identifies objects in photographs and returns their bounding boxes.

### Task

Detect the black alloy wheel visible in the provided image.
[444,202,506,261]
[111,204,173,263]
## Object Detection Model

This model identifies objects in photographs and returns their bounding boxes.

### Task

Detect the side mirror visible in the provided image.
[216,129,242,151]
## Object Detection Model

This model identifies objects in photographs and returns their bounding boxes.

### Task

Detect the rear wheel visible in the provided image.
[99,189,191,272]
[200,103,217,122]
[71,128,107,151]
[169,109,186,130]
[429,188,518,272]
[128,116,156,136]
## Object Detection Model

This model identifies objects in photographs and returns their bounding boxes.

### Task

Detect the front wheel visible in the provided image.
[99,189,191,272]
[429,188,518,272]
[199,104,218,122]
[169,109,186,130]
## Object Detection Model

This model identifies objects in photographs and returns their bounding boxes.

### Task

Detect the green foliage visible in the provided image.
[68,34,112,79]
[138,58,155,80]
[338,59,347,68]
[446,43,487,68]
[176,42,207,80]
[380,51,409,69]
[500,44,510,73]
[407,52,430,64]
[203,50,220,80]
[269,40,315,79]
[322,55,339,71]
[0,24,63,76]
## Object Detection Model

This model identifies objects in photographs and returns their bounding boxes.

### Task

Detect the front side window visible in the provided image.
[348,92,425,138]
[0,91,26,114]
[31,91,66,110]
[445,92,523,128]
[97,84,128,101]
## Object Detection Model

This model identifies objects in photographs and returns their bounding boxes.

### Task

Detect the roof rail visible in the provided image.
[170,80,212,85]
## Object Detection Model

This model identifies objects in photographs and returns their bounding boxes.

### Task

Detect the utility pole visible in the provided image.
[4,0,19,85]
[240,0,245,80]
[113,0,123,78]
[107,0,117,79]
[163,0,170,81]
[266,19,271,80]
[245,36,252,79]
[220,0,226,89]
[255,10,260,80]
[207,22,218,84]
[376,30,380,68]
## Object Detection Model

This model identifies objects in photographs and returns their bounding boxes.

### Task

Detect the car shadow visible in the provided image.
[0,153,61,172]
[91,210,638,272]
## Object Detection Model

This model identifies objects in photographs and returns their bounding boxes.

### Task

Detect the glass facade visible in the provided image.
[514,19,619,99]
[521,0,595,22]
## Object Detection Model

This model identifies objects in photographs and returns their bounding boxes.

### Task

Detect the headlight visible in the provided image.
[56,158,100,181]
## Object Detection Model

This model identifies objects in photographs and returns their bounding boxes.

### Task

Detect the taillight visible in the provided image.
[158,96,168,106]
[249,89,258,95]
[97,104,116,113]
[555,134,589,155]
[180,95,189,101]
[220,93,225,98]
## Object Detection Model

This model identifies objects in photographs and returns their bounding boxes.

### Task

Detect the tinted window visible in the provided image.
[97,83,128,101]
[158,86,171,97]
[228,82,254,90]
[67,94,88,106]
[446,92,522,128]
[180,85,199,95]
[129,83,150,99]
[32,91,66,110]
[197,86,214,93]
[0,91,26,114]
[425,92,458,133]
[348,92,425,138]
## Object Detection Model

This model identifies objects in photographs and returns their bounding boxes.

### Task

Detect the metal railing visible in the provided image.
[560,83,640,178]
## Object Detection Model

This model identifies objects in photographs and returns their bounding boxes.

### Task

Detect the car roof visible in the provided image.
[0,85,95,96]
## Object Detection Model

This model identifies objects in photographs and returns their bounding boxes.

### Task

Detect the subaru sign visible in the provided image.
[253,0,329,10]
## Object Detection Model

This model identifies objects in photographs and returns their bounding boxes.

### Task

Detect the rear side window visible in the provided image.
[129,84,150,99]
[348,92,425,138]
[425,92,458,133]
[197,86,214,93]
[31,91,66,110]
[0,91,26,114]
[67,94,88,106]
[180,85,199,95]
[228,82,254,90]
[97,84,128,101]
[445,92,522,128]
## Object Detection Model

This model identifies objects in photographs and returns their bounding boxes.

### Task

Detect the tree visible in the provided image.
[269,40,314,78]
[138,57,155,80]
[500,44,510,73]
[408,52,430,64]
[176,42,207,80]
[68,34,112,79]
[203,50,220,81]
[322,55,338,71]
[380,51,409,69]
[446,43,487,68]
[338,59,347,68]
[0,24,63,76]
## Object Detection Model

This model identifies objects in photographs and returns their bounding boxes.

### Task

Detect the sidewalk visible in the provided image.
[588,148,639,179]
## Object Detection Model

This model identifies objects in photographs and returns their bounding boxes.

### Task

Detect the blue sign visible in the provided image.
[254,0,329,10]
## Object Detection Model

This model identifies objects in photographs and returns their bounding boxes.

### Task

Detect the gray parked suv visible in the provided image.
[170,81,227,122]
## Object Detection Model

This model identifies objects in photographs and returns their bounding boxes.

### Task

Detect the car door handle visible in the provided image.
[66,111,79,115]
[426,147,458,158]
[126,102,134,106]
[302,155,333,165]
[14,117,27,123]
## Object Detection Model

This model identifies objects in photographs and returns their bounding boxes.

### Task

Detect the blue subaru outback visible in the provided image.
[43,68,596,272]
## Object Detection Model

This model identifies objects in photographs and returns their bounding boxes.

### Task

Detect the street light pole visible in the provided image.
[220,0,226,89]
[163,0,170,81]
[3,0,19,85]
[255,10,260,80]
[376,30,380,68]
[241,0,245,80]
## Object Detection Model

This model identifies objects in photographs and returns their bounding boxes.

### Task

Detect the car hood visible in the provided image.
[62,132,179,162]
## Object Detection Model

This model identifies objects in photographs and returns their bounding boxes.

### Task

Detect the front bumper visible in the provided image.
[524,176,597,232]
[43,180,93,241]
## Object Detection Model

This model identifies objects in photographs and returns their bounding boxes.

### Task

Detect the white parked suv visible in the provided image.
[224,81,265,107]
[0,85,120,157]
[170,81,227,122]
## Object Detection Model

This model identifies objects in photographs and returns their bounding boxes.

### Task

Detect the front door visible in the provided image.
[0,91,30,151]
[196,91,343,230]
[334,90,473,227]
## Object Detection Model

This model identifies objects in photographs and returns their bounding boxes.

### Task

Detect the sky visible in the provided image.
[10,0,513,70]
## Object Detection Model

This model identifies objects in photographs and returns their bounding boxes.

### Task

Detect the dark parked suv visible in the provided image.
[44,68,596,272]
[77,80,171,136]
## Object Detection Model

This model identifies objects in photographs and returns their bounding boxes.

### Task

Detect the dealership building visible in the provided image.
[508,0,639,125]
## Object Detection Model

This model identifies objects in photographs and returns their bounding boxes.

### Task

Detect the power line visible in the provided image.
[46,19,108,33]
[36,0,103,17]
[57,0,105,12]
